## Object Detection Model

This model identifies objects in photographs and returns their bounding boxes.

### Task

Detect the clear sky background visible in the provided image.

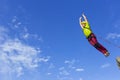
[0,0,120,80]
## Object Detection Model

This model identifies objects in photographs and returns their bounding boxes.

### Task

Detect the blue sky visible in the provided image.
[0,0,120,80]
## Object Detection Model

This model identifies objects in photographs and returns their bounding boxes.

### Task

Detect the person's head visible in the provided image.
[81,21,86,27]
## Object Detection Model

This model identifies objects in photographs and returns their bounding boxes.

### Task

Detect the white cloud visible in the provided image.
[57,75,73,80]
[64,59,76,69]
[0,26,49,77]
[59,70,70,76]
[9,17,43,42]
[64,60,70,64]
[38,56,50,62]
[64,59,85,72]
[64,60,75,64]
[75,68,84,72]
[47,72,52,75]
[0,39,41,76]
[101,63,111,68]
[21,27,43,42]
[59,67,70,76]
[22,33,30,39]
[106,33,120,39]
[16,67,23,77]
[11,16,22,28]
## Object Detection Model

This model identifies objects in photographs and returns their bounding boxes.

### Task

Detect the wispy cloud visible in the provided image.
[9,16,43,42]
[75,68,84,72]
[57,75,73,80]
[101,63,111,68]
[64,59,76,69]
[47,72,52,75]
[64,59,85,72]
[55,59,85,80]
[0,26,49,78]
[59,67,70,76]
[106,33,120,39]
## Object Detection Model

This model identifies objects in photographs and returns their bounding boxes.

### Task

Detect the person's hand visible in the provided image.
[82,13,86,19]
[82,13,87,22]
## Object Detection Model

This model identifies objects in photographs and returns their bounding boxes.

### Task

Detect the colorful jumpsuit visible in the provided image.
[82,21,108,55]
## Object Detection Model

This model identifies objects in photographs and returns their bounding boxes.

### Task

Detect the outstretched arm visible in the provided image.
[82,13,88,22]
[79,17,83,28]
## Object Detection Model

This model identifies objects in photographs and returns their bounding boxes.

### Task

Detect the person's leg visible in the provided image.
[94,42,108,54]
[88,33,109,57]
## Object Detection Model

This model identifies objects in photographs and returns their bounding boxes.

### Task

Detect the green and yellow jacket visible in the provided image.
[82,21,92,38]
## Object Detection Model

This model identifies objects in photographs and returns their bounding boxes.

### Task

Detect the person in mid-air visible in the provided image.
[79,13,110,57]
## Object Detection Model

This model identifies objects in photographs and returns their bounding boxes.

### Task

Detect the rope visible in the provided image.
[98,36,120,48]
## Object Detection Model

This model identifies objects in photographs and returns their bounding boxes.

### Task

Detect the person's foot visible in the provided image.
[104,52,110,57]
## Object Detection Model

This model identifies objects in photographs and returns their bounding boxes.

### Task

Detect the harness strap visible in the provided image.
[93,43,100,48]
[87,33,95,39]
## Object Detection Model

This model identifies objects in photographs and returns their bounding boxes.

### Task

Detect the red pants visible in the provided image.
[87,33,108,54]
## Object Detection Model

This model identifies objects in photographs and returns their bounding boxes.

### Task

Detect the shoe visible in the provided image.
[104,52,110,57]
